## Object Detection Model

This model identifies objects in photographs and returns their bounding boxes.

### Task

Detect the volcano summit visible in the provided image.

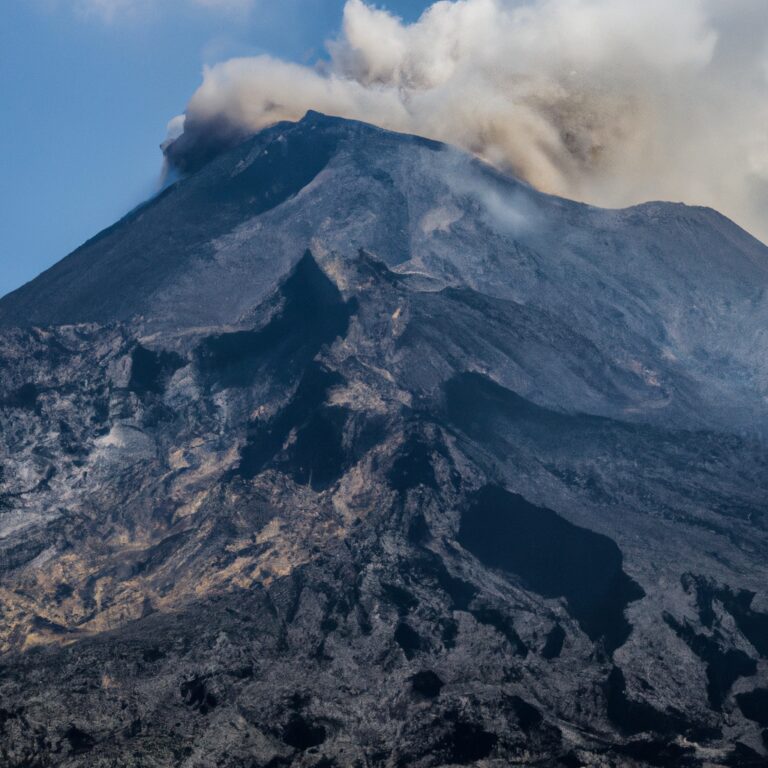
[1,113,767,767]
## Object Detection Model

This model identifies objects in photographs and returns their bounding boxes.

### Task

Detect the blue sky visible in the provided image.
[0,0,431,298]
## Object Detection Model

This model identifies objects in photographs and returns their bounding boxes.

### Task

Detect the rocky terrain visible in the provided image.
[0,112,767,767]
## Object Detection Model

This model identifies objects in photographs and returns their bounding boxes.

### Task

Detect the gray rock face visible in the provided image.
[1,112,767,767]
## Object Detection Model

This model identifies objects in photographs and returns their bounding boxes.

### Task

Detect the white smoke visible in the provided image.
[168,0,768,243]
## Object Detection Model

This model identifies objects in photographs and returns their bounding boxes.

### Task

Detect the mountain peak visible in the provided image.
[3,111,768,766]
[1,112,767,428]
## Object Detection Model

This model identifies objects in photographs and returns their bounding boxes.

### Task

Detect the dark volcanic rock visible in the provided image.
[411,670,444,698]
[663,613,757,710]
[458,484,644,652]
[736,689,768,727]
[1,112,768,767]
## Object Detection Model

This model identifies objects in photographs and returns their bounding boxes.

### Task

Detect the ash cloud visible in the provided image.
[165,0,768,243]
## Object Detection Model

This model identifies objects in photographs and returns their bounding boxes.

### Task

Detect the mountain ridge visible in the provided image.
[3,111,767,326]
[4,112,768,435]
[1,113,768,767]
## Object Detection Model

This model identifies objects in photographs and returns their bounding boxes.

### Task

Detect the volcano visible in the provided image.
[1,112,767,767]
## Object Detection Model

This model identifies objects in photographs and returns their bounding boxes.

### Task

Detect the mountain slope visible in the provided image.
[1,113,767,767]
[5,113,768,434]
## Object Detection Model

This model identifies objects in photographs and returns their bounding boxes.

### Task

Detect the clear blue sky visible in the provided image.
[0,0,430,298]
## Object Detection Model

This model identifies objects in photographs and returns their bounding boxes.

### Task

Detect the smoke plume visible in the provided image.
[165,0,768,242]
